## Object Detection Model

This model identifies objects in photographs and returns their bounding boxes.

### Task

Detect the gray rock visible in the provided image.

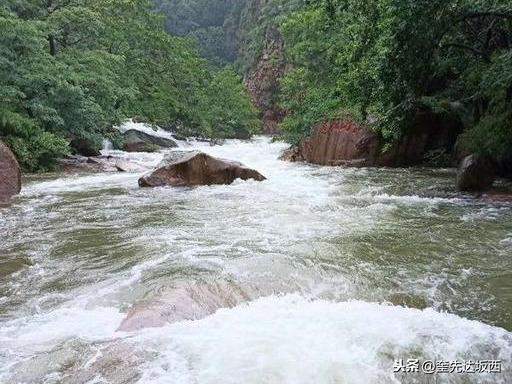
[457,154,495,192]
[123,129,177,152]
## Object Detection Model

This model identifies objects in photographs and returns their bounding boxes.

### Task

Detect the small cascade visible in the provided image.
[102,138,113,152]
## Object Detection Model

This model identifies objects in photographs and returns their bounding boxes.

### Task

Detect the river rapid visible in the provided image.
[0,136,511,383]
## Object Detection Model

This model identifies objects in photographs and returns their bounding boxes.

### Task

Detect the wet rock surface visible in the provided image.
[118,281,251,332]
[0,140,22,203]
[457,155,496,192]
[58,155,150,174]
[139,151,266,187]
[122,129,178,152]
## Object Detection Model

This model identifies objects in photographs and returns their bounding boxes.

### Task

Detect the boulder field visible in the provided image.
[139,151,266,187]
[0,140,21,203]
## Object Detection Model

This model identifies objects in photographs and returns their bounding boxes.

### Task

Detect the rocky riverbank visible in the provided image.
[280,112,510,194]
[0,141,21,204]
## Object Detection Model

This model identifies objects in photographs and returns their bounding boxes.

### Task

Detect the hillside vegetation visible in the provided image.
[0,0,259,171]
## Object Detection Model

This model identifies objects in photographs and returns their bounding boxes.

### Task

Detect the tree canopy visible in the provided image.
[276,0,512,161]
[0,0,259,171]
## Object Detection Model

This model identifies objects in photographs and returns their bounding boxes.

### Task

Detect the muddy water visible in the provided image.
[0,137,511,383]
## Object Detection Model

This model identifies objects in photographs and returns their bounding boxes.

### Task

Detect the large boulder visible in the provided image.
[139,151,266,187]
[122,129,178,152]
[457,155,496,192]
[0,141,21,203]
[282,109,463,168]
[287,120,380,166]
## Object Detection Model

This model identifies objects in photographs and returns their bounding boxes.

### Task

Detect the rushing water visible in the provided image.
[0,137,511,383]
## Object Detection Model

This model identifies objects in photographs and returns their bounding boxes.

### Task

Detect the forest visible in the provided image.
[1,0,512,172]
[277,0,512,164]
[0,0,259,172]
[2,2,512,383]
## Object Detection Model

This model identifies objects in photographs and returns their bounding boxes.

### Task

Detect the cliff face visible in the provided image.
[244,27,287,135]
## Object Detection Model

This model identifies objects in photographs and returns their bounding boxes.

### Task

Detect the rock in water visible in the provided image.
[0,140,21,203]
[282,110,462,167]
[122,129,177,152]
[139,151,266,187]
[457,154,495,192]
[118,281,250,332]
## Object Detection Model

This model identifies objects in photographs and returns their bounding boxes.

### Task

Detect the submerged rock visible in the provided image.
[138,151,266,187]
[118,281,250,332]
[122,129,177,152]
[457,154,495,192]
[9,339,145,384]
[0,140,21,203]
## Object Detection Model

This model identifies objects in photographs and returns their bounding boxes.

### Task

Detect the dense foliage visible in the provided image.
[154,0,239,66]
[0,0,259,171]
[276,0,512,161]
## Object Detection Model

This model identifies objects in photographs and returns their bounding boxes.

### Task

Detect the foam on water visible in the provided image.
[134,295,512,384]
[117,120,179,141]
[1,136,512,383]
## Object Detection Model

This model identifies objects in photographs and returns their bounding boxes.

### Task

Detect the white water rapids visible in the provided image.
[0,135,511,383]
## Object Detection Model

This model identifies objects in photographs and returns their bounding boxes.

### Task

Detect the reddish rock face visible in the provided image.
[282,110,463,168]
[290,120,380,167]
[0,141,21,203]
[139,151,266,187]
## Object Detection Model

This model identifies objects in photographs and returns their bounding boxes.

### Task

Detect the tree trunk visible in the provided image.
[48,35,57,56]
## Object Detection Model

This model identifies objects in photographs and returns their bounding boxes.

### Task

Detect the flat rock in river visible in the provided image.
[138,151,266,187]
[118,281,250,332]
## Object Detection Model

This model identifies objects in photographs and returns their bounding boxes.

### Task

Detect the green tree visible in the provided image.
[1,0,260,171]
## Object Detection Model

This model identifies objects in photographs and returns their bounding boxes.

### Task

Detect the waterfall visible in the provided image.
[102,138,113,152]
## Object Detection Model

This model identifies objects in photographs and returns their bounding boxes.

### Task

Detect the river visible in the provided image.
[1,137,511,383]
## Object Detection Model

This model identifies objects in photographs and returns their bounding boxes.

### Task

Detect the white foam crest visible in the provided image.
[0,306,123,355]
[117,120,178,141]
[134,295,511,384]
[461,207,510,222]
[364,192,464,206]
[21,173,139,197]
